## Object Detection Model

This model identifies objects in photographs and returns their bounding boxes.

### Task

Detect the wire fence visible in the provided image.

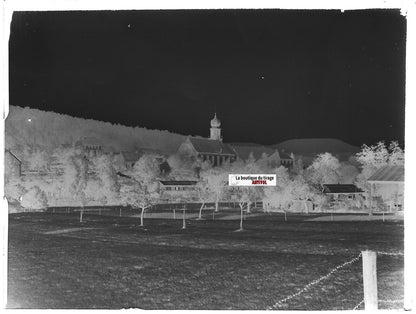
[353,299,364,310]
[266,250,404,311]
[377,251,405,257]
[43,209,405,310]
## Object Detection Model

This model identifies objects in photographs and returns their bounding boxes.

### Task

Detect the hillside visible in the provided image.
[5,106,186,155]
[5,107,362,164]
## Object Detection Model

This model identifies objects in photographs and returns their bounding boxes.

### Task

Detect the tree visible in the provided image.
[20,185,48,211]
[119,180,141,213]
[356,141,391,165]
[355,141,404,191]
[228,159,266,230]
[90,154,120,206]
[338,162,359,184]
[199,164,230,212]
[306,153,341,188]
[128,154,161,226]
[290,175,316,213]
[4,177,25,205]
[355,141,404,215]
[233,186,251,231]
[263,166,292,211]
[72,153,89,221]
[49,147,89,221]
[195,178,215,219]
[388,141,404,165]
[230,157,265,213]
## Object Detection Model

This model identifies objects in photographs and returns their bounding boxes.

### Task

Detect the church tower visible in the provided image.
[210,113,222,141]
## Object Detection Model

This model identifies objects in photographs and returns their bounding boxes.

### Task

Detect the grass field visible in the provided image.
[7,211,404,310]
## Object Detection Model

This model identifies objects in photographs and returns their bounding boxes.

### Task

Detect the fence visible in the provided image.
[266,250,404,311]
[41,208,403,309]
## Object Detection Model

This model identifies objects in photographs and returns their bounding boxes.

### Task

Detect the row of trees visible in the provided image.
[5,141,404,218]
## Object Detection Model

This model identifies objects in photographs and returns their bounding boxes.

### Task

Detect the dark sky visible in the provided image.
[9,9,406,147]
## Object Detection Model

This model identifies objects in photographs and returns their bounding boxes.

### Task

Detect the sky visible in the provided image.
[9,9,406,147]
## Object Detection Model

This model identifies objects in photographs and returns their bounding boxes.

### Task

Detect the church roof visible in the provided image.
[189,137,236,156]
[210,113,221,128]
[368,165,404,182]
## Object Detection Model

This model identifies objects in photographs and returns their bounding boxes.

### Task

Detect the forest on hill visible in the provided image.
[5,105,187,155]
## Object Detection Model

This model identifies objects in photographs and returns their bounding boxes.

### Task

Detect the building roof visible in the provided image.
[368,165,404,182]
[160,180,198,186]
[5,149,22,163]
[210,113,221,128]
[116,171,132,178]
[121,151,140,162]
[189,137,236,156]
[280,151,292,160]
[322,184,364,194]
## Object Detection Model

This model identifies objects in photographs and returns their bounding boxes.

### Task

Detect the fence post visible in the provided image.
[173,209,176,220]
[284,211,287,222]
[182,209,186,229]
[362,250,378,310]
[119,208,122,217]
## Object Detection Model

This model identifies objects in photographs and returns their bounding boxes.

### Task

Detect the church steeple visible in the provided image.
[210,113,222,141]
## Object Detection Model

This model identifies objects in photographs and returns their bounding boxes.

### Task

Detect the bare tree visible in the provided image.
[128,154,161,227]
[199,165,229,212]
[195,179,214,220]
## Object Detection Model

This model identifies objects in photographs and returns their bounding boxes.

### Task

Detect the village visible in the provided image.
[4,112,404,218]
[5,7,407,310]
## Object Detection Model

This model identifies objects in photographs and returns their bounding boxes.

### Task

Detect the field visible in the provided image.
[7,211,404,310]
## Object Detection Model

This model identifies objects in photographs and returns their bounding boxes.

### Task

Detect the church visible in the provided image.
[177,113,292,168]
[177,113,238,166]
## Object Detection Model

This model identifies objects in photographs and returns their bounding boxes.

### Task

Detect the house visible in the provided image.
[322,184,365,200]
[178,137,237,166]
[230,144,293,168]
[279,151,294,168]
[367,165,404,211]
[322,184,365,208]
[177,113,237,166]
[159,180,199,202]
[77,136,103,157]
[230,144,279,167]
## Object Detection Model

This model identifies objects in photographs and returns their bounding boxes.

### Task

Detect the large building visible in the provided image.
[177,113,293,168]
[368,165,404,211]
[177,113,238,166]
